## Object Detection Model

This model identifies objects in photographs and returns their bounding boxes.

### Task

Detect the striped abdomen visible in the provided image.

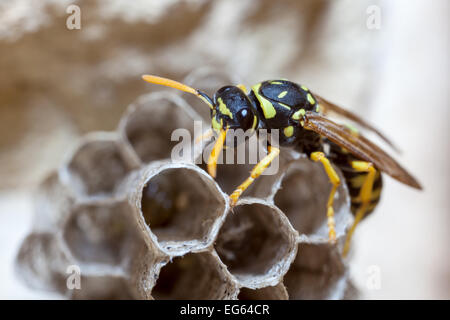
[339,164,383,216]
[326,140,383,216]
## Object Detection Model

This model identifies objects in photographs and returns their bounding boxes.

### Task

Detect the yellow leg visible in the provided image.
[195,128,213,144]
[310,151,341,244]
[342,161,376,257]
[230,146,280,206]
[207,128,227,178]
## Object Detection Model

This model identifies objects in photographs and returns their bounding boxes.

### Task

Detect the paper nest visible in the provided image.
[16,69,358,300]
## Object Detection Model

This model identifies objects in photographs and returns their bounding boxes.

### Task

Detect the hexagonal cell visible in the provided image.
[151,251,238,300]
[274,158,352,241]
[283,242,350,300]
[197,152,255,195]
[246,147,302,201]
[69,274,139,300]
[61,199,142,269]
[122,161,229,256]
[118,92,203,164]
[60,132,137,199]
[182,67,242,121]
[129,245,167,300]
[32,171,74,232]
[15,232,72,294]
[215,198,297,288]
[238,283,288,300]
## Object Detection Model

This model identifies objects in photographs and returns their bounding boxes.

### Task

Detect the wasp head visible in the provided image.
[211,86,258,134]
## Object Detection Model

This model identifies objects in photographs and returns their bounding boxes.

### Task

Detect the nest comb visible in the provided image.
[16,68,357,300]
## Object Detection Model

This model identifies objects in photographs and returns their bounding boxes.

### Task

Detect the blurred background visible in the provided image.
[0,0,448,299]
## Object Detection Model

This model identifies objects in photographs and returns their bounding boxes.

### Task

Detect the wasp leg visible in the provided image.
[342,161,376,257]
[310,151,341,244]
[207,129,227,178]
[230,146,280,206]
[195,128,213,144]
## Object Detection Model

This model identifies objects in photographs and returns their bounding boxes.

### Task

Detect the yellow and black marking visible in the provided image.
[342,160,380,257]
[326,136,383,220]
[141,74,421,256]
[249,79,318,146]
[326,138,383,254]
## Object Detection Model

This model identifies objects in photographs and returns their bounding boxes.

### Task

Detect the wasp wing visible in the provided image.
[303,111,422,189]
[312,93,401,153]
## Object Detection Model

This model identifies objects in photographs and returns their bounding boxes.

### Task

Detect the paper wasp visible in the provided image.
[142,75,422,256]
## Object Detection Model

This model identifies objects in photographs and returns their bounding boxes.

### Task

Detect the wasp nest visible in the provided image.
[16,70,357,300]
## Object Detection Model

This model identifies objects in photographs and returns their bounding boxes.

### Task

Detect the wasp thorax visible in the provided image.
[211,86,257,133]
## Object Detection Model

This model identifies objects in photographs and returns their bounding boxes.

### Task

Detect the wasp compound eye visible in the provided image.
[237,108,254,131]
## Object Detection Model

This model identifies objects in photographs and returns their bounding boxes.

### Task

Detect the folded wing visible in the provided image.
[313,93,401,153]
[303,111,422,189]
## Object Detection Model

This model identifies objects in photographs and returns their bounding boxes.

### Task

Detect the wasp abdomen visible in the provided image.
[340,165,383,216]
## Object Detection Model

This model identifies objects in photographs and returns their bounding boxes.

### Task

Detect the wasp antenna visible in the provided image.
[142,74,214,109]
[196,91,214,110]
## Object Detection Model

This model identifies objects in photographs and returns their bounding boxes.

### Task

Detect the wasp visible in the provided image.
[142,75,422,256]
